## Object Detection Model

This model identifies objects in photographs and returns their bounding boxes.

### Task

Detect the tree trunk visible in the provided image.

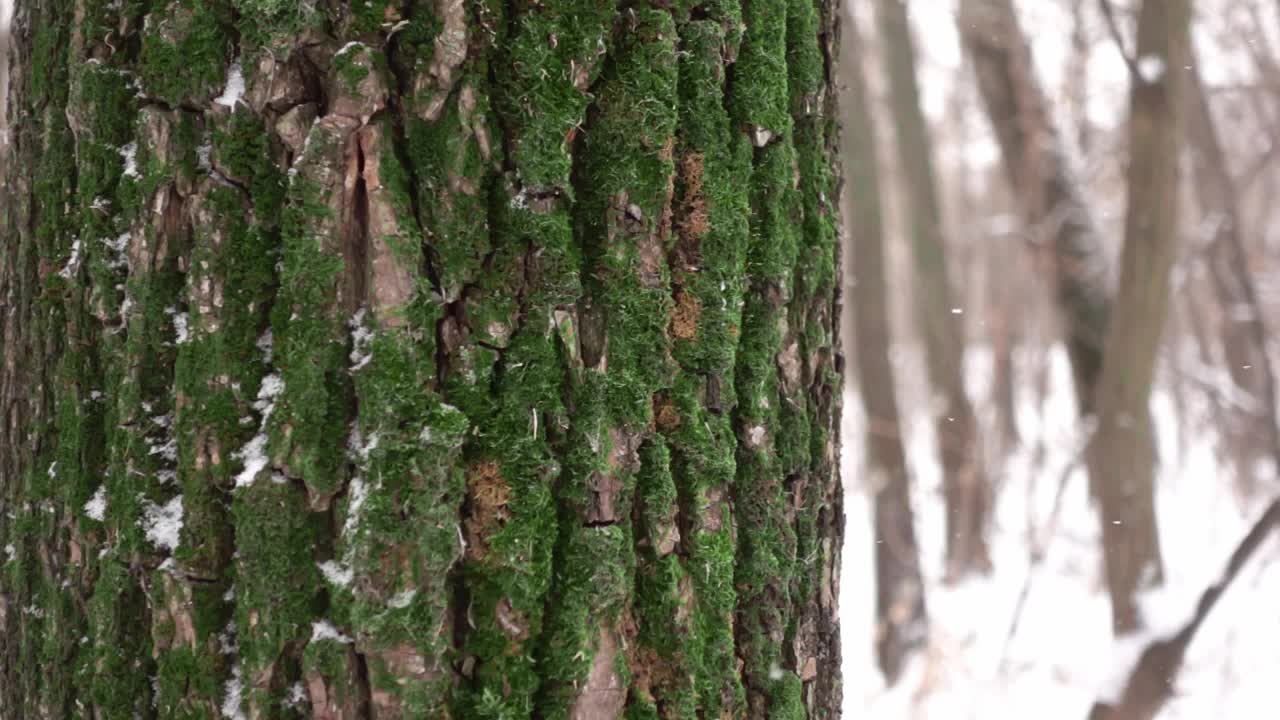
[874,0,990,581]
[1088,0,1191,635]
[1185,51,1280,494]
[0,1,844,718]
[838,1,925,686]
[957,0,1112,419]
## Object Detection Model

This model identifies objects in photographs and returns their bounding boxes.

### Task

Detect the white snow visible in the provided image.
[232,433,270,488]
[342,476,368,537]
[221,660,246,720]
[214,61,245,108]
[143,495,184,552]
[232,374,284,488]
[58,239,83,279]
[172,312,190,344]
[119,142,140,178]
[84,485,107,522]
[388,588,416,609]
[1138,55,1167,84]
[349,308,374,371]
[310,620,353,644]
[317,559,354,588]
[840,343,1280,719]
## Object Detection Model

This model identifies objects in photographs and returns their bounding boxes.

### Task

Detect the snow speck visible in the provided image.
[119,142,140,178]
[232,434,270,488]
[214,61,246,108]
[143,495,184,552]
[84,485,108,522]
[349,309,374,371]
[221,661,246,720]
[166,307,191,344]
[232,374,284,488]
[317,559,354,587]
[388,588,416,609]
[336,41,366,59]
[58,239,83,279]
[3,544,14,563]
[341,476,368,537]
[310,620,353,644]
[1137,55,1166,83]
[283,682,308,710]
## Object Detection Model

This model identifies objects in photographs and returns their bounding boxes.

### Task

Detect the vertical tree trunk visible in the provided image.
[839,1,925,685]
[0,1,844,718]
[957,0,1112,418]
[1185,52,1280,493]
[1088,0,1191,635]
[874,0,990,581]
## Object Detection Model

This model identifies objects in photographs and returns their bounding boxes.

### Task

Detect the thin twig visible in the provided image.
[1097,0,1142,79]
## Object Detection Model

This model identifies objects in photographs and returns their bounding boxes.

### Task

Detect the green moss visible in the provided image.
[334,43,373,92]
[231,481,324,675]
[495,0,619,191]
[139,1,234,106]
[732,0,793,137]
[269,155,352,500]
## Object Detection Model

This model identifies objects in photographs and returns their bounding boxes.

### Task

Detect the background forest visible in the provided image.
[838,0,1280,717]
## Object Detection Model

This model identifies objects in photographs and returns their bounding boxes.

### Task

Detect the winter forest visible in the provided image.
[0,0,1278,718]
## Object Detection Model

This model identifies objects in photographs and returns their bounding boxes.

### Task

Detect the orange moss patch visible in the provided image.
[654,396,681,432]
[465,460,511,560]
[676,153,709,247]
[670,290,702,341]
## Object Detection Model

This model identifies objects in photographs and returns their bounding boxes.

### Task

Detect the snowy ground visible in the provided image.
[839,344,1280,718]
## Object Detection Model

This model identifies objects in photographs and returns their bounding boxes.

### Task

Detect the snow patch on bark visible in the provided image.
[349,308,374,371]
[84,485,107,521]
[143,495,184,551]
[221,661,246,720]
[317,559,354,588]
[232,374,284,487]
[58,239,83,279]
[119,142,140,178]
[311,620,353,644]
[215,61,245,108]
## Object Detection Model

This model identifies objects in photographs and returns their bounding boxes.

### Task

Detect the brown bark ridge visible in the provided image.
[874,0,990,582]
[957,0,1112,418]
[838,0,926,686]
[1087,0,1191,635]
[1185,51,1280,494]
[0,0,843,718]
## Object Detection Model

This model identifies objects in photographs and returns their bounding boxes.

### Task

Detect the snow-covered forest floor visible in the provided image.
[840,344,1280,718]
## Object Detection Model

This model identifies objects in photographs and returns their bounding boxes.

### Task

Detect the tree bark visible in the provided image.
[1185,50,1280,493]
[0,1,844,718]
[838,1,925,685]
[957,0,1112,418]
[874,0,990,581]
[1088,0,1191,635]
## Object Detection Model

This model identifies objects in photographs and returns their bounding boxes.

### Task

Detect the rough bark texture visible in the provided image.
[838,2,924,686]
[874,0,989,581]
[1088,0,1191,635]
[957,0,1112,418]
[0,1,843,718]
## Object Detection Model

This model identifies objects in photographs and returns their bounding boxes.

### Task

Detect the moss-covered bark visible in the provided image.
[0,0,842,718]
